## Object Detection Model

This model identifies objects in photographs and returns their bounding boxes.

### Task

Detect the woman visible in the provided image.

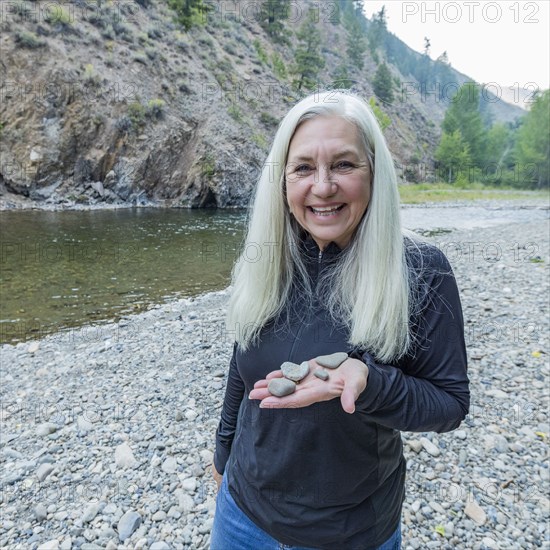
[210,90,469,550]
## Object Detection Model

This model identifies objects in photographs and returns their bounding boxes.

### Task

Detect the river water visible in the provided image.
[1,205,547,345]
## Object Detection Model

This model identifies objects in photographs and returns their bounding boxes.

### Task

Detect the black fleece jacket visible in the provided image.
[213,234,469,550]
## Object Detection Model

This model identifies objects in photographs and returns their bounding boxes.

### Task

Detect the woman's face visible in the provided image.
[284,116,372,251]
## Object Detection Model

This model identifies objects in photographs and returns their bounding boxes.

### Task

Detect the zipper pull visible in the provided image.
[318,249,323,263]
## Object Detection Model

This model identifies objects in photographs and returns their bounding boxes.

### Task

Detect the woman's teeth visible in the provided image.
[310,205,344,216]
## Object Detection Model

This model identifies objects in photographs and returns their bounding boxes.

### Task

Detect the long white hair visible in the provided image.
[226,90,412,362]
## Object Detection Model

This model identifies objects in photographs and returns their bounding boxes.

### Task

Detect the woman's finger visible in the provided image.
[339,360,369,414]
[265,370,284,380]
[340,386,357,414]
[248,387,272,400]
[259,380,342,409]
[259,390,317,409]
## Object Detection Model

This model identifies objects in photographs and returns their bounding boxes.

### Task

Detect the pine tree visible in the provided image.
[257,0,290,44]
[167,0,210,30]
[485,123,514,170]
[292,11,325,92]
[434,51,453,88]
[332,64,353,89]
[514,89,549,187]
[372,62,394,104]
[442,83,486,167]
[345,16,367,70]
[353,0,364,14]
[435,130,472,183]
[423,37,431,57]
[417,37,432,91]
[367,6,387,56]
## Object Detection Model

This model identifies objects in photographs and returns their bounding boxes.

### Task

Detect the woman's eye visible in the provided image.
[295,165,312,173]
[334,161,353,169]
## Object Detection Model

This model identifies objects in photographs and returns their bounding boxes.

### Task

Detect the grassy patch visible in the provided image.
[399,183,549,204]
[251,133,267,149]
[228,103,244,123]
[253,39,268,65]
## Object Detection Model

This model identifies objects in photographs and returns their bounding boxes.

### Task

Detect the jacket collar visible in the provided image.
[301,233,343,259]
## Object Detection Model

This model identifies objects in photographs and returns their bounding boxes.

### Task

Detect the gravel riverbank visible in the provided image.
[1,216,549,550]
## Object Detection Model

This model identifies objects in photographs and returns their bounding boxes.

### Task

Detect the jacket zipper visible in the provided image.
[289,247,322,361]
[315,249,323,293]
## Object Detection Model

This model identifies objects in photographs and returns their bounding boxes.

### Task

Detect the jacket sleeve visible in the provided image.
[213,342,245,474]
[353,247,470,433]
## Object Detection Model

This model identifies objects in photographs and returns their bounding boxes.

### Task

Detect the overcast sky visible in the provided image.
[362,1,549,92]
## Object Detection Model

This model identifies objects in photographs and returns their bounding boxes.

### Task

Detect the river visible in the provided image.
[1,204,547,345]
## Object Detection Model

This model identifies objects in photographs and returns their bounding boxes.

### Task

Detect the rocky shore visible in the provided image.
[1,217,549,550]
[0,188,547,212]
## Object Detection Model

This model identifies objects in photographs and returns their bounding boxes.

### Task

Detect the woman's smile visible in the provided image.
[308,203,346,217]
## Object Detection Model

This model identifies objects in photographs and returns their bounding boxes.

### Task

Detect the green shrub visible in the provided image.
[112,21,133,42]
[218,57,233,73]
[115,116,132,134]
[178,80,191,94]
[225,42,238,56]
[252,133,267,149]
[83,63,100,85]
[145,47,158,60]
[271,52,287,79]
[15,31,46,48]
[87,12,107,28]
[46,6,72,26]
[133,52,148,64]
[148,26,163,40]
[228,104,243,122]
[260,112,278,127]
[101,25,114,40]
[200,153,216,179]
[368,97,391,131]
[137,32,150,45]
[127,102,147,127]
[147,99,165,118]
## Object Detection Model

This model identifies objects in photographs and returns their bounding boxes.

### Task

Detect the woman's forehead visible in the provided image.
[288,117,361,152]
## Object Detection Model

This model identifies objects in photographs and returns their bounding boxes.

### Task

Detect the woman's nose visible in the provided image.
[312,166,336,196]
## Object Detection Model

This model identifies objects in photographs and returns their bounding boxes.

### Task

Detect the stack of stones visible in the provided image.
[267,352,349,397]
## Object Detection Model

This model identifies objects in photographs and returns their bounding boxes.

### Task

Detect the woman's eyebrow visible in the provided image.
[287,149,360,163]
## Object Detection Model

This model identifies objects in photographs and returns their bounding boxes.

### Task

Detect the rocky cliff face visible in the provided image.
[0,0,525,209]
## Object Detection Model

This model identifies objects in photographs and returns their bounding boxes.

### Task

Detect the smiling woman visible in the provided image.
[210,90,470,550]
[284,116,372,251]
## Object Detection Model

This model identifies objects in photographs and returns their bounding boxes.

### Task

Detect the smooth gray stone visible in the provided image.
[315,352,348,369]
[117,510,142,541]
[280,361,309,382]
[267,378,296,397]
[34,503,48,521]
[314,369,329,381]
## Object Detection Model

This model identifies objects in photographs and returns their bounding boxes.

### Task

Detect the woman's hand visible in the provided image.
[248,358,369,414]
[212,462,222,492]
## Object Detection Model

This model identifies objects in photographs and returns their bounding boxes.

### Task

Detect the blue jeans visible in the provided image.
[210,474,402,550]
